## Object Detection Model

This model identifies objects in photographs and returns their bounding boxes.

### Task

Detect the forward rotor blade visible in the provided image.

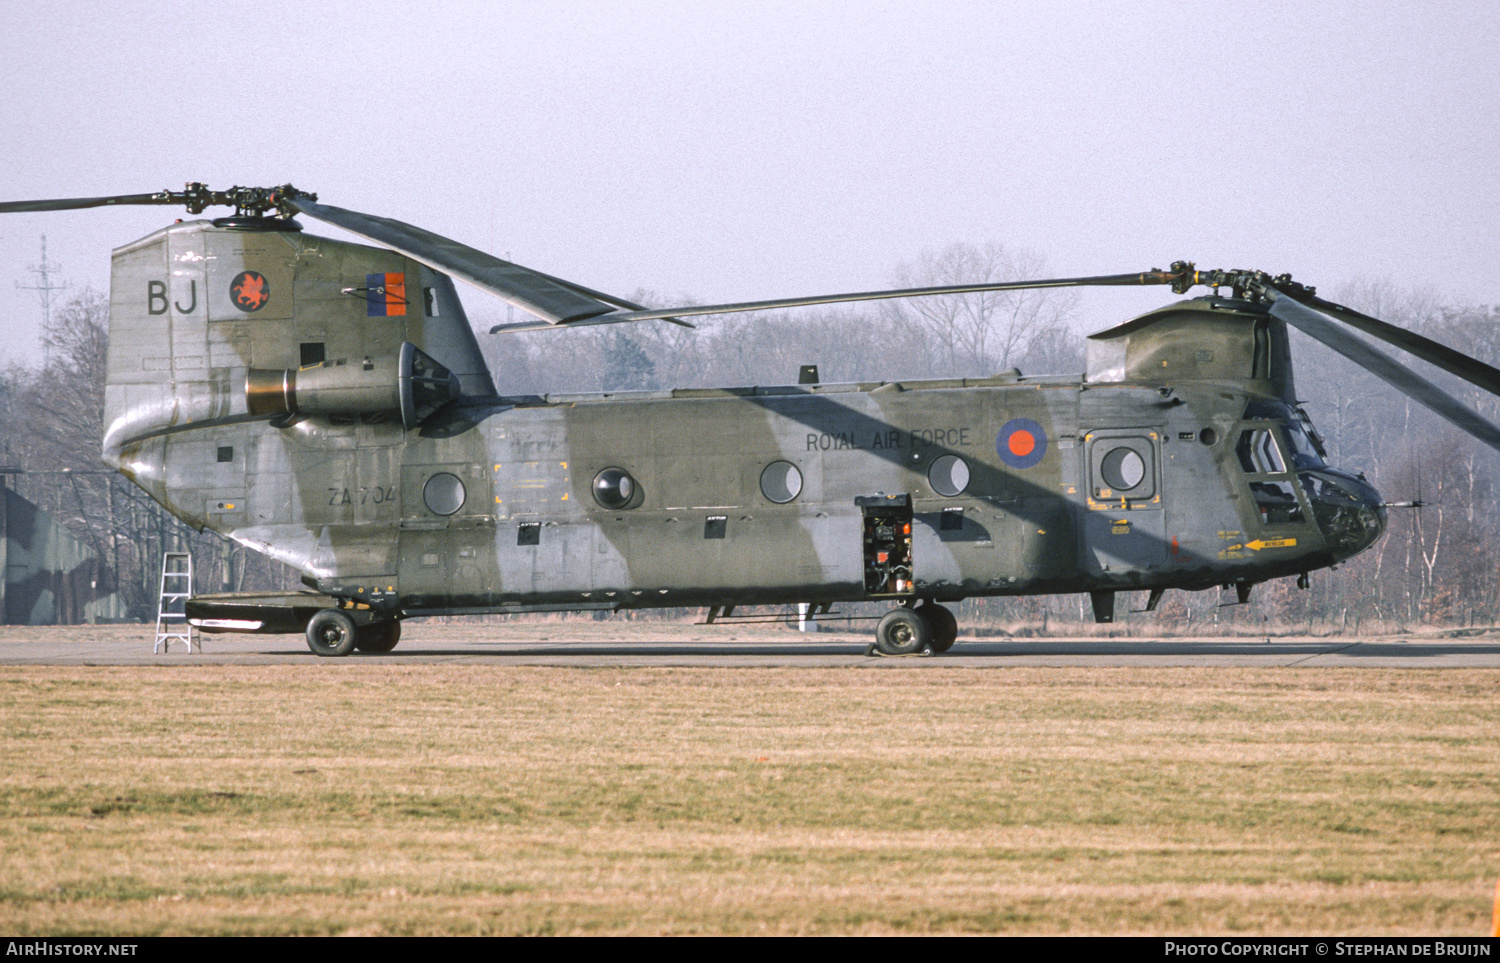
[282,197,619,325]
[588,269,1181,323]
[1267,293,1500,454]
[0,193,173,214]
[1292,293,1500,398]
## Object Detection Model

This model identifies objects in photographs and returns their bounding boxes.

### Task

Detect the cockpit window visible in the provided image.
[1242,399,1288,421]
[1282,420,1326,469]
[1290,408,1329,467]
[1237,400,1327,471]
[1249,480,1304,524]
[1237,425,1306,525]
[1237,428,1287,474]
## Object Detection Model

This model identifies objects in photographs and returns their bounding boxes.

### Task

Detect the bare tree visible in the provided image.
[3,289,297,621]
[881,242,1078,377]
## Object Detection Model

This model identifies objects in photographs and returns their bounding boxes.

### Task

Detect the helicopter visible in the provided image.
[5,183,1500,657]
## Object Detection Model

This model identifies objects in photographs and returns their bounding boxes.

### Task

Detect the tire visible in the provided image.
[306,609,358,657]
[875,608,931,655]
[354,620,401,654]
[918,603,958,654]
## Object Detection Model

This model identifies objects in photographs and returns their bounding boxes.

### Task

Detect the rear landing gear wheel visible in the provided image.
[918,603,958,654]
[354,620,401,654]
[306,609,357,657]
[875,608,931,655]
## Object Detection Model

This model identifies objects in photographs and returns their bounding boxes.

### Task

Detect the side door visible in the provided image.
[397,462,495,609]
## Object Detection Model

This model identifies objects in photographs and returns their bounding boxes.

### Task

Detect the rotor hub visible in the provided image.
[152,182,316,218]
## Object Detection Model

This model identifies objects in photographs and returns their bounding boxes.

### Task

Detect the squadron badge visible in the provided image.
[230,271,270,312]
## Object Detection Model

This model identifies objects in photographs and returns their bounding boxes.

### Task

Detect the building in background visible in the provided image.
[1,480,125,624]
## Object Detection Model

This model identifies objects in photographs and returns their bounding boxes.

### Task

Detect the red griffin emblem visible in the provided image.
[230,271,270,312]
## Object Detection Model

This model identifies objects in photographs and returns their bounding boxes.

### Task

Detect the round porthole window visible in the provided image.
[423,472,466,516]
[1100,447,1147,492]
[928,454,971,497]
[760,461,804,503]
[593,467,637,509]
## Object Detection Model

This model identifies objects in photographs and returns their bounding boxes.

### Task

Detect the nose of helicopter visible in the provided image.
[1303,469,1386,560]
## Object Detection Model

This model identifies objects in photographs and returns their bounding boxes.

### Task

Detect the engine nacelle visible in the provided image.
[246,341,459,429]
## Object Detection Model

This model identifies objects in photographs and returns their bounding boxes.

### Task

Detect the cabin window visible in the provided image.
[760,461,803,503]
[423,472,466,516]
[1087,436,1157,502]
[216,446,234,463]
[1100,448,1146,492]
[928,455,970,497]
[592,468,638,510]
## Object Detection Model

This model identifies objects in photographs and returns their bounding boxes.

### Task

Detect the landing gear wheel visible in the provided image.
[306,609,357,657]
[354,620,401,654]
[875,608,931,655]
[918,603,958,654]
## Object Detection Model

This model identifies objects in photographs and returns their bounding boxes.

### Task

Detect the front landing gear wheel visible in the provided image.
[306,609,357,657]
[875,608,931,655]
[354,620,401,654]
[918,603,958,654]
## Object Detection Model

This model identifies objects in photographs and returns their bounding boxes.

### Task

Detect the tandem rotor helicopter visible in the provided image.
[6,183,1500,656]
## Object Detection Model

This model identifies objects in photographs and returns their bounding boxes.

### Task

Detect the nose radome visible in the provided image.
[1305,469,1385,560]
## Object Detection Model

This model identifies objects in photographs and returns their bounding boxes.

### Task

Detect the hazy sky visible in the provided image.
[2,0,1496,368]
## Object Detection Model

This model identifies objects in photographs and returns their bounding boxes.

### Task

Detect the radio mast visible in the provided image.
[17,234,68,367]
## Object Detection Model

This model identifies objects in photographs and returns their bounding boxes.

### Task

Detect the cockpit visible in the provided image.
[1236,400,1384,559]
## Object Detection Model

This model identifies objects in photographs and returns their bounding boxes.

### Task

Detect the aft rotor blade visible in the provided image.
[0,193,174,213]
[586,269,1181,323]
[1292,293,1500,398]
[283,197,619,325]
[511,265,694,328]
[1267,294,1500,454]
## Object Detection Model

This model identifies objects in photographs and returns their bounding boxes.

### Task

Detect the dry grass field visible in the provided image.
[1,654,1497,935]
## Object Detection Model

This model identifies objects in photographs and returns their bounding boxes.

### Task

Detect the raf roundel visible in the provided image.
[997,418,1047,469]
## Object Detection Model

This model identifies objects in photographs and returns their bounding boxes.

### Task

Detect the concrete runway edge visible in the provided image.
[3,622,1500,668]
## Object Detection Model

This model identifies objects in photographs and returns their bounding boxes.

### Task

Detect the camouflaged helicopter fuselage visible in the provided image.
[103,221,1383,623]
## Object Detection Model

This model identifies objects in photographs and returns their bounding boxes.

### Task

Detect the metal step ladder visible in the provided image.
[154,552,197,653]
